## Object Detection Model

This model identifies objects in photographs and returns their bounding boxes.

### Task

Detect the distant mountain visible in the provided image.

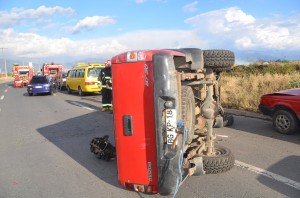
[234,49,299,64]
[1,50,299,74]
[0,57,106,74]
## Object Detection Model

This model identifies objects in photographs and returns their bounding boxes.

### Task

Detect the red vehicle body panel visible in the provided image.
[42,64,63,81]
[13,65,34,87]
[259,88,300,120]
[111,49,187,195]
[112,61,158,186]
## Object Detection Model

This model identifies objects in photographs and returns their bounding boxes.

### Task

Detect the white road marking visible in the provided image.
[217,135,228,138]
[72,101,95,111]
[0,95,4,100]
[235,160,300,190]
[82,106,94,111]
[4,89,8,92]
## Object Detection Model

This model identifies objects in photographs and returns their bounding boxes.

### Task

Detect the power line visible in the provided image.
[0,48,7,79]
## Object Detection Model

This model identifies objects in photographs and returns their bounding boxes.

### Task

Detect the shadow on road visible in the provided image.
[36,102,119,188]
[228,115,300,145]
[65,99,102,111]
[257,155,300,197]
[58,89,101,97]
[81,96,102,104]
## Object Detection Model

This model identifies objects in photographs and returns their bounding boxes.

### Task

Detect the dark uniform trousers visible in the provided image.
[102,87,112,108]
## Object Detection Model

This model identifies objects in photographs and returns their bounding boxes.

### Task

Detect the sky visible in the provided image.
[0,0,300,69]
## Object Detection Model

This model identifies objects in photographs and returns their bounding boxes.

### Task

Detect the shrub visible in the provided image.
[220,61,300,112]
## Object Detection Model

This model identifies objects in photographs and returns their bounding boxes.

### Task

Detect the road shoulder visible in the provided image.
[225,108,271,120]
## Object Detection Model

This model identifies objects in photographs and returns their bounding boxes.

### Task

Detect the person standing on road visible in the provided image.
[99,60,112,112]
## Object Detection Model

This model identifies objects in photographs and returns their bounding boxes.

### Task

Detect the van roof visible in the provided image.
[73,63,105,69]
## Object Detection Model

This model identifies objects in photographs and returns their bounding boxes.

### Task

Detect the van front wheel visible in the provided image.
[67,86,72,94]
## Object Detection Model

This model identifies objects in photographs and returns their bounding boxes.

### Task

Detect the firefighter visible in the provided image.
[100,60,112,112]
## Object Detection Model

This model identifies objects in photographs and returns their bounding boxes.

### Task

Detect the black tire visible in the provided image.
[67,86,72,94]
[223,113,234,127]
[28,93,33,96]
[78,86,84,96]
[214,115,223,128]
[181,86,195,145]
[202,145,235,174]
[203,50,235,72]
[272,110,299,134]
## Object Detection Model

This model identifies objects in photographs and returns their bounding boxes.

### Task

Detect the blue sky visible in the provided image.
[0,0,300,68]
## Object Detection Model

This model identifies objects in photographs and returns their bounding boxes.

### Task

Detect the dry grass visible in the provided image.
[0,76,14,84]
[220,73,300,112]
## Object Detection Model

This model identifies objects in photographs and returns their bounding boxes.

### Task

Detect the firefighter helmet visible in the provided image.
[105,60,112,67]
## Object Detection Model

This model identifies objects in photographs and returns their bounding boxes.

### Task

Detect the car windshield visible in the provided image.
[30,77,48,84]
[62,73,68,78]
[88,68,101,78]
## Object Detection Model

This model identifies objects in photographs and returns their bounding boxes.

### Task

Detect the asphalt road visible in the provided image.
[0,81,299,198]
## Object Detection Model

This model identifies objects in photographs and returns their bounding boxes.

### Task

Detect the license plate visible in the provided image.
[165,109,177,144]
[35,86,42,88]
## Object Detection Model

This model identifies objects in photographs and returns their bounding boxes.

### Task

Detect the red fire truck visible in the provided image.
[41,63,63,81]
[110,48,235,196]
[13,64,34,88]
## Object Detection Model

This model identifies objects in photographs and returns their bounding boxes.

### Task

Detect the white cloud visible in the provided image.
[35,18,52,25]
[0,28,206,60]
[2,6,299,63]
[135,0,146,3]
[135,0,168,4]
[255,25,290,49]
[225,7,255,24]
[0,6,75,28]
[185,7,255,34]
[235,37,255,48]
[114,30,207,50]
[70,16,116,34]
[183,1,198,13]
[184,6,300,50]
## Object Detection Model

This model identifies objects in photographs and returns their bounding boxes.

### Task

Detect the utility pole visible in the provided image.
[1,48,7,79]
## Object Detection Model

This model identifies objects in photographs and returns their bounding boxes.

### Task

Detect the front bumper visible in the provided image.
[258,104,273,116]
[153,52,181,196]
[27,87,51,94]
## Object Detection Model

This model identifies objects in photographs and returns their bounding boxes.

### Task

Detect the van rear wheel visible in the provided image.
[78,87,84,96]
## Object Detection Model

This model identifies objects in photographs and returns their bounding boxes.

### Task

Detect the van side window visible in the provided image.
[76,70,80,78]
[81,69,85,78]
[71,70,75,78]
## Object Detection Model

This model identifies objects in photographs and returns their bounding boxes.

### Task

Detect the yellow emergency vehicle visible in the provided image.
[66,62,105,96]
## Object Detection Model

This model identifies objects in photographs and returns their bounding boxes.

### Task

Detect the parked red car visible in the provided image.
[259,88,300,134]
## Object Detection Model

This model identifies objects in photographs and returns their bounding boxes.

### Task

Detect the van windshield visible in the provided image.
[88,68,101,78]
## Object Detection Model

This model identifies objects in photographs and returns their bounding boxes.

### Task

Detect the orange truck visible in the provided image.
[41,63,63,81]
[13,64,34,88]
